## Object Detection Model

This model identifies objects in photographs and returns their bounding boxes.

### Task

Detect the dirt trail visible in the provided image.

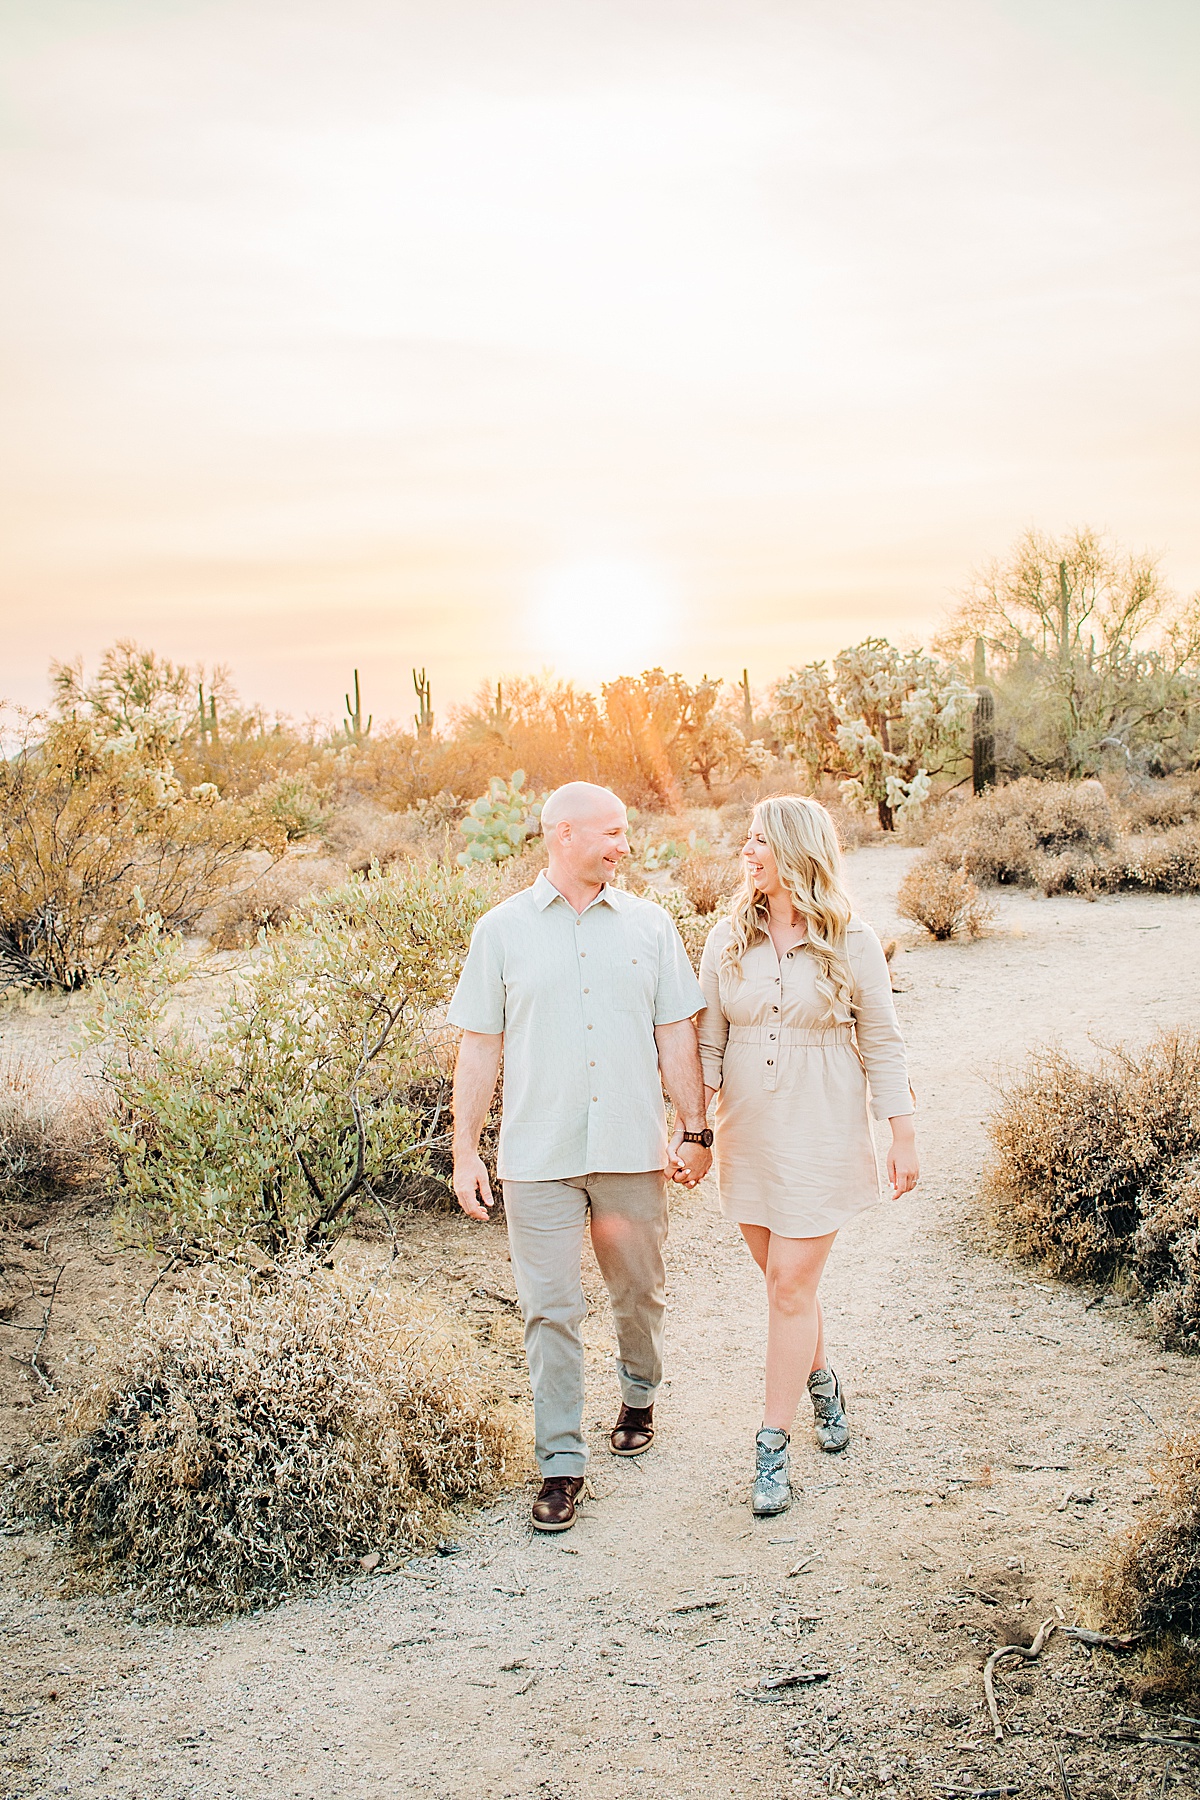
[3,845,1199,1800]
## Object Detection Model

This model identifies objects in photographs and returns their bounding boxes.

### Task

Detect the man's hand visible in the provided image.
[668,1123,712,1188]
[453,1152,494,1221]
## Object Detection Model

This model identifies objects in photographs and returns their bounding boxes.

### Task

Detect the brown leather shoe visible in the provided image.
[609,1402,654,1457]
[531,1476,583,1533]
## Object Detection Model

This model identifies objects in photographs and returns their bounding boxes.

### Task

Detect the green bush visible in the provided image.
[84,863,496,1255]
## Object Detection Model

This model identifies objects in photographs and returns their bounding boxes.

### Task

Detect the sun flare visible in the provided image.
[524,558,679,683]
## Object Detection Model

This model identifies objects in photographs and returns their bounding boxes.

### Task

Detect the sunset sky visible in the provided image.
[2,0,1198,725]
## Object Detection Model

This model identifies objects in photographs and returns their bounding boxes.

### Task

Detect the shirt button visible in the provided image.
[592,1095,598,1102]
[583,987,590,993]
[770,1033,776,1040]
[580,951,586,957]
[631,958,637,964]
[587,1024,593,1030]
[772,1005,779,1012]
[589,1060,596,1067]
[767,1058,774,1066]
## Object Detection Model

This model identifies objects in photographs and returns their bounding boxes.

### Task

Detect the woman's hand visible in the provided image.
[886,1116,919,1199]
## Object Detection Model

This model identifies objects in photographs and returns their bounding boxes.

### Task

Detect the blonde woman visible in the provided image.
[697,796,918,1515]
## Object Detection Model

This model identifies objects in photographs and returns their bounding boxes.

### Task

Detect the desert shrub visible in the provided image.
[896,857,993,940]
[0,1060,105,1211]
[84,862,496,1255]
[1133,1161,1200,1354]
[1113,823,1200,894]
[1114,776,1200,833]
[200,851,348,950]
[322,801,430,872]
[926,778,1117,889]
[253,771,331,842]
[1089,1426,1200,1646]
[0,714,282,989]
[982,1034,1200,1284]
[675,852,742,917]
[3,1258,525,1619]
[658,887,711,971]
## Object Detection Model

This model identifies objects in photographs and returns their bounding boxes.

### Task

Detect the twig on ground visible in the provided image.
[474,1288,520,1310]
[28,1263,65,1390]
[141,1253,180,1315]
[1127,1394,1160,1429]
[1056,1745,1073,1800]
[985,1618,1056,1741]
[787,1551,820,1576]
[932,1787,1020,1798]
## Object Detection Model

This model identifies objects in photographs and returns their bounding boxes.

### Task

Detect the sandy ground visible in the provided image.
[2,844,1199,1800]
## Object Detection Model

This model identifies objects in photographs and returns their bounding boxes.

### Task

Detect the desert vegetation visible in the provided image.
[982,1032,1200,1350]
[4,1257,523,1619]
[3,525,1200,1713]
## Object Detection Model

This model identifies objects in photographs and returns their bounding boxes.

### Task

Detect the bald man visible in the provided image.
[449,782,712,1532]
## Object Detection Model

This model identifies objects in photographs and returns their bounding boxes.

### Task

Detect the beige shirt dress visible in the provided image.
[697,916,913,1238]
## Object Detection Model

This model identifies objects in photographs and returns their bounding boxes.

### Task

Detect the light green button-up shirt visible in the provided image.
[447,871,705,1181]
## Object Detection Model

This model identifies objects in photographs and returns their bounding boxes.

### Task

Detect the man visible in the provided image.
[449,782,713,1533]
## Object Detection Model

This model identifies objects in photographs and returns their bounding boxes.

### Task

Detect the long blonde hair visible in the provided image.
[721,796,854,1023]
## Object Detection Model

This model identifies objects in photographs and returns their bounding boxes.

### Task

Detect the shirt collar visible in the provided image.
[532,871,621,912]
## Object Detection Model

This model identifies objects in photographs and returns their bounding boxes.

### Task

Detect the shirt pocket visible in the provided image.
[612,939,658,1013]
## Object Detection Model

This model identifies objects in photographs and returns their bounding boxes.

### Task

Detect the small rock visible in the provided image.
[359,1552,381,1573]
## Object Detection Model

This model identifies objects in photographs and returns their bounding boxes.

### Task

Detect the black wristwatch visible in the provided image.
[680,1127,714,1147]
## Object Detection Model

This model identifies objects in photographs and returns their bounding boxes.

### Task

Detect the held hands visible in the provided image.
[886,1117,919,1200]
[668,1123,712,1189]
[453,1151,494,1221]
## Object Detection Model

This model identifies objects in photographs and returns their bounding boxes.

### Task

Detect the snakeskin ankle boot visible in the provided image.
[752,1427,792,1515]
[807,1367,849,1453]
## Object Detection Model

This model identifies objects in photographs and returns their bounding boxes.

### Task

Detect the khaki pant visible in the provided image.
[501,1170,668,1477]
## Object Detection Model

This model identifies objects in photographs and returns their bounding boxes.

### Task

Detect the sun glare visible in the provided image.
[525,558,678,683]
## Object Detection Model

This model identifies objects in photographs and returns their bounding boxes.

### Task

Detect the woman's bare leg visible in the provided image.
[739,1226,838,1432]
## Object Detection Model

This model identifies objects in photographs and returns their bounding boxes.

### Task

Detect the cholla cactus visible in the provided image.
[774,641,971,829]
[458,771,542,865]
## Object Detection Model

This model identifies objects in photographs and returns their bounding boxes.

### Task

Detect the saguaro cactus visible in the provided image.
[197,682,219,747]
[739,668,754,738]
[972,637,995,794]
[413,668,434,739]
[343,670,372,741]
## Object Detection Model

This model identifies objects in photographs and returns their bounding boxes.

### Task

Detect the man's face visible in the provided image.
[556,798,630,885]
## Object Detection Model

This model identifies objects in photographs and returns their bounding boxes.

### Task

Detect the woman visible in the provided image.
[697,795,918,1515]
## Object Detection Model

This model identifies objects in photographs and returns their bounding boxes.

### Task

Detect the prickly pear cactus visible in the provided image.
[458,771,543,865]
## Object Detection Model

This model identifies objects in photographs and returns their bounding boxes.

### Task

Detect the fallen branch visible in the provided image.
[984,1618,1056,1741]
[932,1788,1020,1798]
[28,1264,65,1391]
[1060,1626,1143,1651]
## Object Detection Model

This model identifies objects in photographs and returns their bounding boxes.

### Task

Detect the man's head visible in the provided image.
[541,782,629,888]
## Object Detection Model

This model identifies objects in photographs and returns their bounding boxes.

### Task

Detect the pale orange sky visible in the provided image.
[2,0,1199,723]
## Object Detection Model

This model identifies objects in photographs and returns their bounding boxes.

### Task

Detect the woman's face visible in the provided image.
[742,814,781,893]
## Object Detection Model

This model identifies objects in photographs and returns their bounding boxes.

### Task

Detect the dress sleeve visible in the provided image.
[848,923,913,1121]
[697,927,730,1091]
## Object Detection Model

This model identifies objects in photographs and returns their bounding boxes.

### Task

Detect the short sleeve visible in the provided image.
[696,927,729,1089]
[652,914,706,1025]
[446,916,506,1035]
